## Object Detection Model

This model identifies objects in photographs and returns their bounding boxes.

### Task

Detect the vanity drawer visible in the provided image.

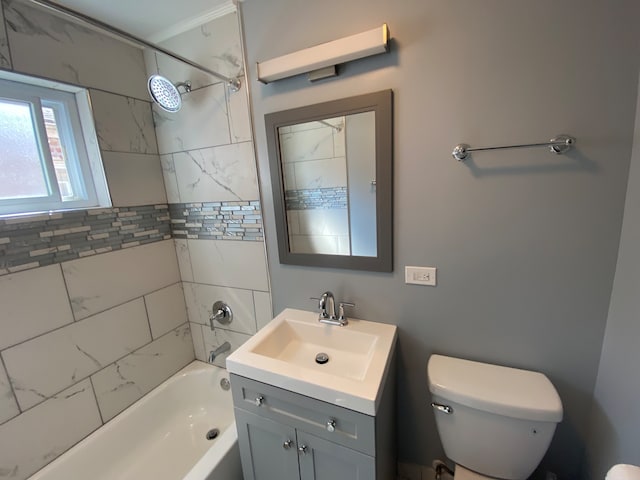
[230,374,375,456]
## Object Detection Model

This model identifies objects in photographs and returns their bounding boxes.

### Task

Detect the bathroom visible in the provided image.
[0,0,638,479]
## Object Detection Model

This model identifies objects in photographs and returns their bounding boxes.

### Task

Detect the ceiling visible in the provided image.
[49,0,233,41]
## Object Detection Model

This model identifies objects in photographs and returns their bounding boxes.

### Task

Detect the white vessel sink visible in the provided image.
[226,308,397,415]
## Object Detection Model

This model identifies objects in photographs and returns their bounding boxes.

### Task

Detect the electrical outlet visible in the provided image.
[405,266,437,286]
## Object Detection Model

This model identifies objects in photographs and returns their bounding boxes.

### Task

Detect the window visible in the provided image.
[0,74,110,216]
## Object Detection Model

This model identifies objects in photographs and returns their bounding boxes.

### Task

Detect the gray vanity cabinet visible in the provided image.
[231,372,395,480]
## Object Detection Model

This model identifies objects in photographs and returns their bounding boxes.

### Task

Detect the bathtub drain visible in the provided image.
[206,428,220,440]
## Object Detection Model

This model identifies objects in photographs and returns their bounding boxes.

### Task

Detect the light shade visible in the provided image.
[257,24,389,84]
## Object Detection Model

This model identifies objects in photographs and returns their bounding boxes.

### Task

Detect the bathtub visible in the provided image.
[28,361,242,480]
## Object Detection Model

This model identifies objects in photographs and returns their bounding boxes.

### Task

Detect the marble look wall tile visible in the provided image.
[156,13,243,91]
[145,283,188,339]
[202,327,251,369]
[190,322,207,362]
[188,239,269,291]
[183,282,256,335]
[227,80,252,143]
[290,234,344,256]
[92,323,194,422]
[161,154,180,204]
[297,209,350,236]
[90,89,158,155]
[279,126,334,164]
[0,264,74,350]
[174,239,194,282]
[293,157,348,190]
[0,363,19,425]
[62,240,179,320]
[3,299,151,411]
[154,82,230,155]
[102,152,166,207]
[0,379,101,480]
[3,2,147,100]
[173,142,259,203]
[253,291,274,331]
[0,2,11,69]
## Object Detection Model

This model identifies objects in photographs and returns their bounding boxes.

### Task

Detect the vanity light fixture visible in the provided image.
[257,24,390,84]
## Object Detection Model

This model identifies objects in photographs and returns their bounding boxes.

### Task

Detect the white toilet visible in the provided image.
[427,354,563,480]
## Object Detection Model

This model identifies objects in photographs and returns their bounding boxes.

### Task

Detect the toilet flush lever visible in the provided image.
[431,402,453,414]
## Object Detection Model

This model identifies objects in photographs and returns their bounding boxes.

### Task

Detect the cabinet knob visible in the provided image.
[255,395,264,406]
[283,439,293,450]
[326,419,336,433]
[298,445,308,455]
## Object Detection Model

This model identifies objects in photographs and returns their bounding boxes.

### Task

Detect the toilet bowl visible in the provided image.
[427,355,563,480]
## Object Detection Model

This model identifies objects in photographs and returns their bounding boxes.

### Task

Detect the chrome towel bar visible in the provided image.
[452,134,575,161]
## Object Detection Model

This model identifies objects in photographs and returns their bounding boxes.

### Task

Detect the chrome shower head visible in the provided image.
[147,75,191,113]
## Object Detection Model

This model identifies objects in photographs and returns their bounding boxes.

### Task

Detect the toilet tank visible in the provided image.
[427,355,563,480]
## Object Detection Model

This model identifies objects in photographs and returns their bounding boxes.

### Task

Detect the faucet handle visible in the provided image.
[338,302,355,322]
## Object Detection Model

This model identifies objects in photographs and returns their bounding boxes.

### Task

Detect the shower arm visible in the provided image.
[25,0,242,92]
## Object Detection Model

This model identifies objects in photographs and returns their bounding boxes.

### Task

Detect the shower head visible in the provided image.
[147,75,192,113]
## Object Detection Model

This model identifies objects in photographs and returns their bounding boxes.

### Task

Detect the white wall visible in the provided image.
[585,75,640,479]
[240,0,640,477]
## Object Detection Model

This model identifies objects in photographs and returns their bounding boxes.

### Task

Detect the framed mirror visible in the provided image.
[265,90,393,271]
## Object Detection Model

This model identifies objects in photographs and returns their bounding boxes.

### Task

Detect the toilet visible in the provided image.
[427,354,563,480]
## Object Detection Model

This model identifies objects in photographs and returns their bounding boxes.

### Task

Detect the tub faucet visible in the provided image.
[311,291,355,327]
[209,341,231,363]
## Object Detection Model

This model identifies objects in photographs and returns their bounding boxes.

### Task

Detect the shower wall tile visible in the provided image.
[174,239,194,282]
[161,154,180,203]
[90,89,158,155]
[92,323,194,422]
[3,299,151,411]
[279,126,335,163]
[102,152,166,207]
[145,283,188,339]
[0,1,11,70]
[156,12,244,91]
[0,379,101,480]
[173,142,259,203]
[202,326,251,369]
[154,82,230,155]
[3,2,147,100]
[227,79,252,143]
[183,282,257,335]
[0,264,74,351]
[62,240,179,320]
[190,322,207,362]
[0,364,19,425]
[253,291,274,331]
[188,239,269,291]
[293,157,348,189]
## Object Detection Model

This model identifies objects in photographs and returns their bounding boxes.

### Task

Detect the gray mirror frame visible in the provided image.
[265,89,393,272]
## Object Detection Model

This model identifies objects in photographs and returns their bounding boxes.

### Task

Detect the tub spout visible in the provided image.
[209,341,231,363]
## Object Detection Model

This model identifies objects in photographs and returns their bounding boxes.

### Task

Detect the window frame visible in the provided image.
[0,74,110,216]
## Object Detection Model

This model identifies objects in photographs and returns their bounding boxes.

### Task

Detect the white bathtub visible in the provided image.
[28,361,242,480]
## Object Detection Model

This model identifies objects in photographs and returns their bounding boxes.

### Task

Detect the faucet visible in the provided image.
[311,291,355,327]
[209,341,231,363]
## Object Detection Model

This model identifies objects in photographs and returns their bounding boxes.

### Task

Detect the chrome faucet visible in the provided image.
[311,291,355,327]
[209,341,231,363]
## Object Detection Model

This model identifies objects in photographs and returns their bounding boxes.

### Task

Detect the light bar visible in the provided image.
[257,24,389,84]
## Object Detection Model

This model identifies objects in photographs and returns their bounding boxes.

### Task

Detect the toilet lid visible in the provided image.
[606,465,640,480]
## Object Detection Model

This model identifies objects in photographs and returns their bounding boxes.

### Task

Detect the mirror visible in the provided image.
[265,90,392,271]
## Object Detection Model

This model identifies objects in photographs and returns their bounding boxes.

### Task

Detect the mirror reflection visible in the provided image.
[280,112,376,256]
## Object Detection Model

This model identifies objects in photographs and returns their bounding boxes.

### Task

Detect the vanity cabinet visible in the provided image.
[231,372,395,480]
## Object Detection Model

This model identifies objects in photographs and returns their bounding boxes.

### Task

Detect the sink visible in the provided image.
[226,308,397,415]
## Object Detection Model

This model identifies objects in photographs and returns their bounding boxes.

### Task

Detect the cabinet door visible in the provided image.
[297,431,376,480]
[235,408,301,480]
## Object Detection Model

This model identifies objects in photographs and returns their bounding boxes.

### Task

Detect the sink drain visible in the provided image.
[206,428,220,440]
[315,352,329,364]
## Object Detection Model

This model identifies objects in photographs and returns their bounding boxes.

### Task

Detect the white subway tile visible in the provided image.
[0,380,101,480]
[62,240,180,320]
[0,265,74,350]
[188,239,269,291]
[102,152,167,207]
[145,283,188,339]
[183,282,256,334]
[92,324,194,422]
[3,300,151,411]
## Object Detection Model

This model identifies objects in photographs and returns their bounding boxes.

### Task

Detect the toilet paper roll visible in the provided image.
[606,464,640,480]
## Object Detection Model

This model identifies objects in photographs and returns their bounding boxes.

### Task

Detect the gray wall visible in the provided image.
[241,1,640,478]
[584,75,640,479]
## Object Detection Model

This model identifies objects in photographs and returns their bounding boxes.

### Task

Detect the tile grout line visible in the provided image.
[88,376,105,425]
[1,0,14,69]
[58,263,79,323]
[0,352,21,423]
[142,294,154,341]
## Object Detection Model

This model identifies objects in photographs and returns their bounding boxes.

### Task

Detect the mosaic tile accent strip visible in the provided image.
[0,205,171,275]
[169,201,263,241]
[285,187,347,210]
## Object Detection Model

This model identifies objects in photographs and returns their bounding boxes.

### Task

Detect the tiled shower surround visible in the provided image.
[285,186,348,210]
